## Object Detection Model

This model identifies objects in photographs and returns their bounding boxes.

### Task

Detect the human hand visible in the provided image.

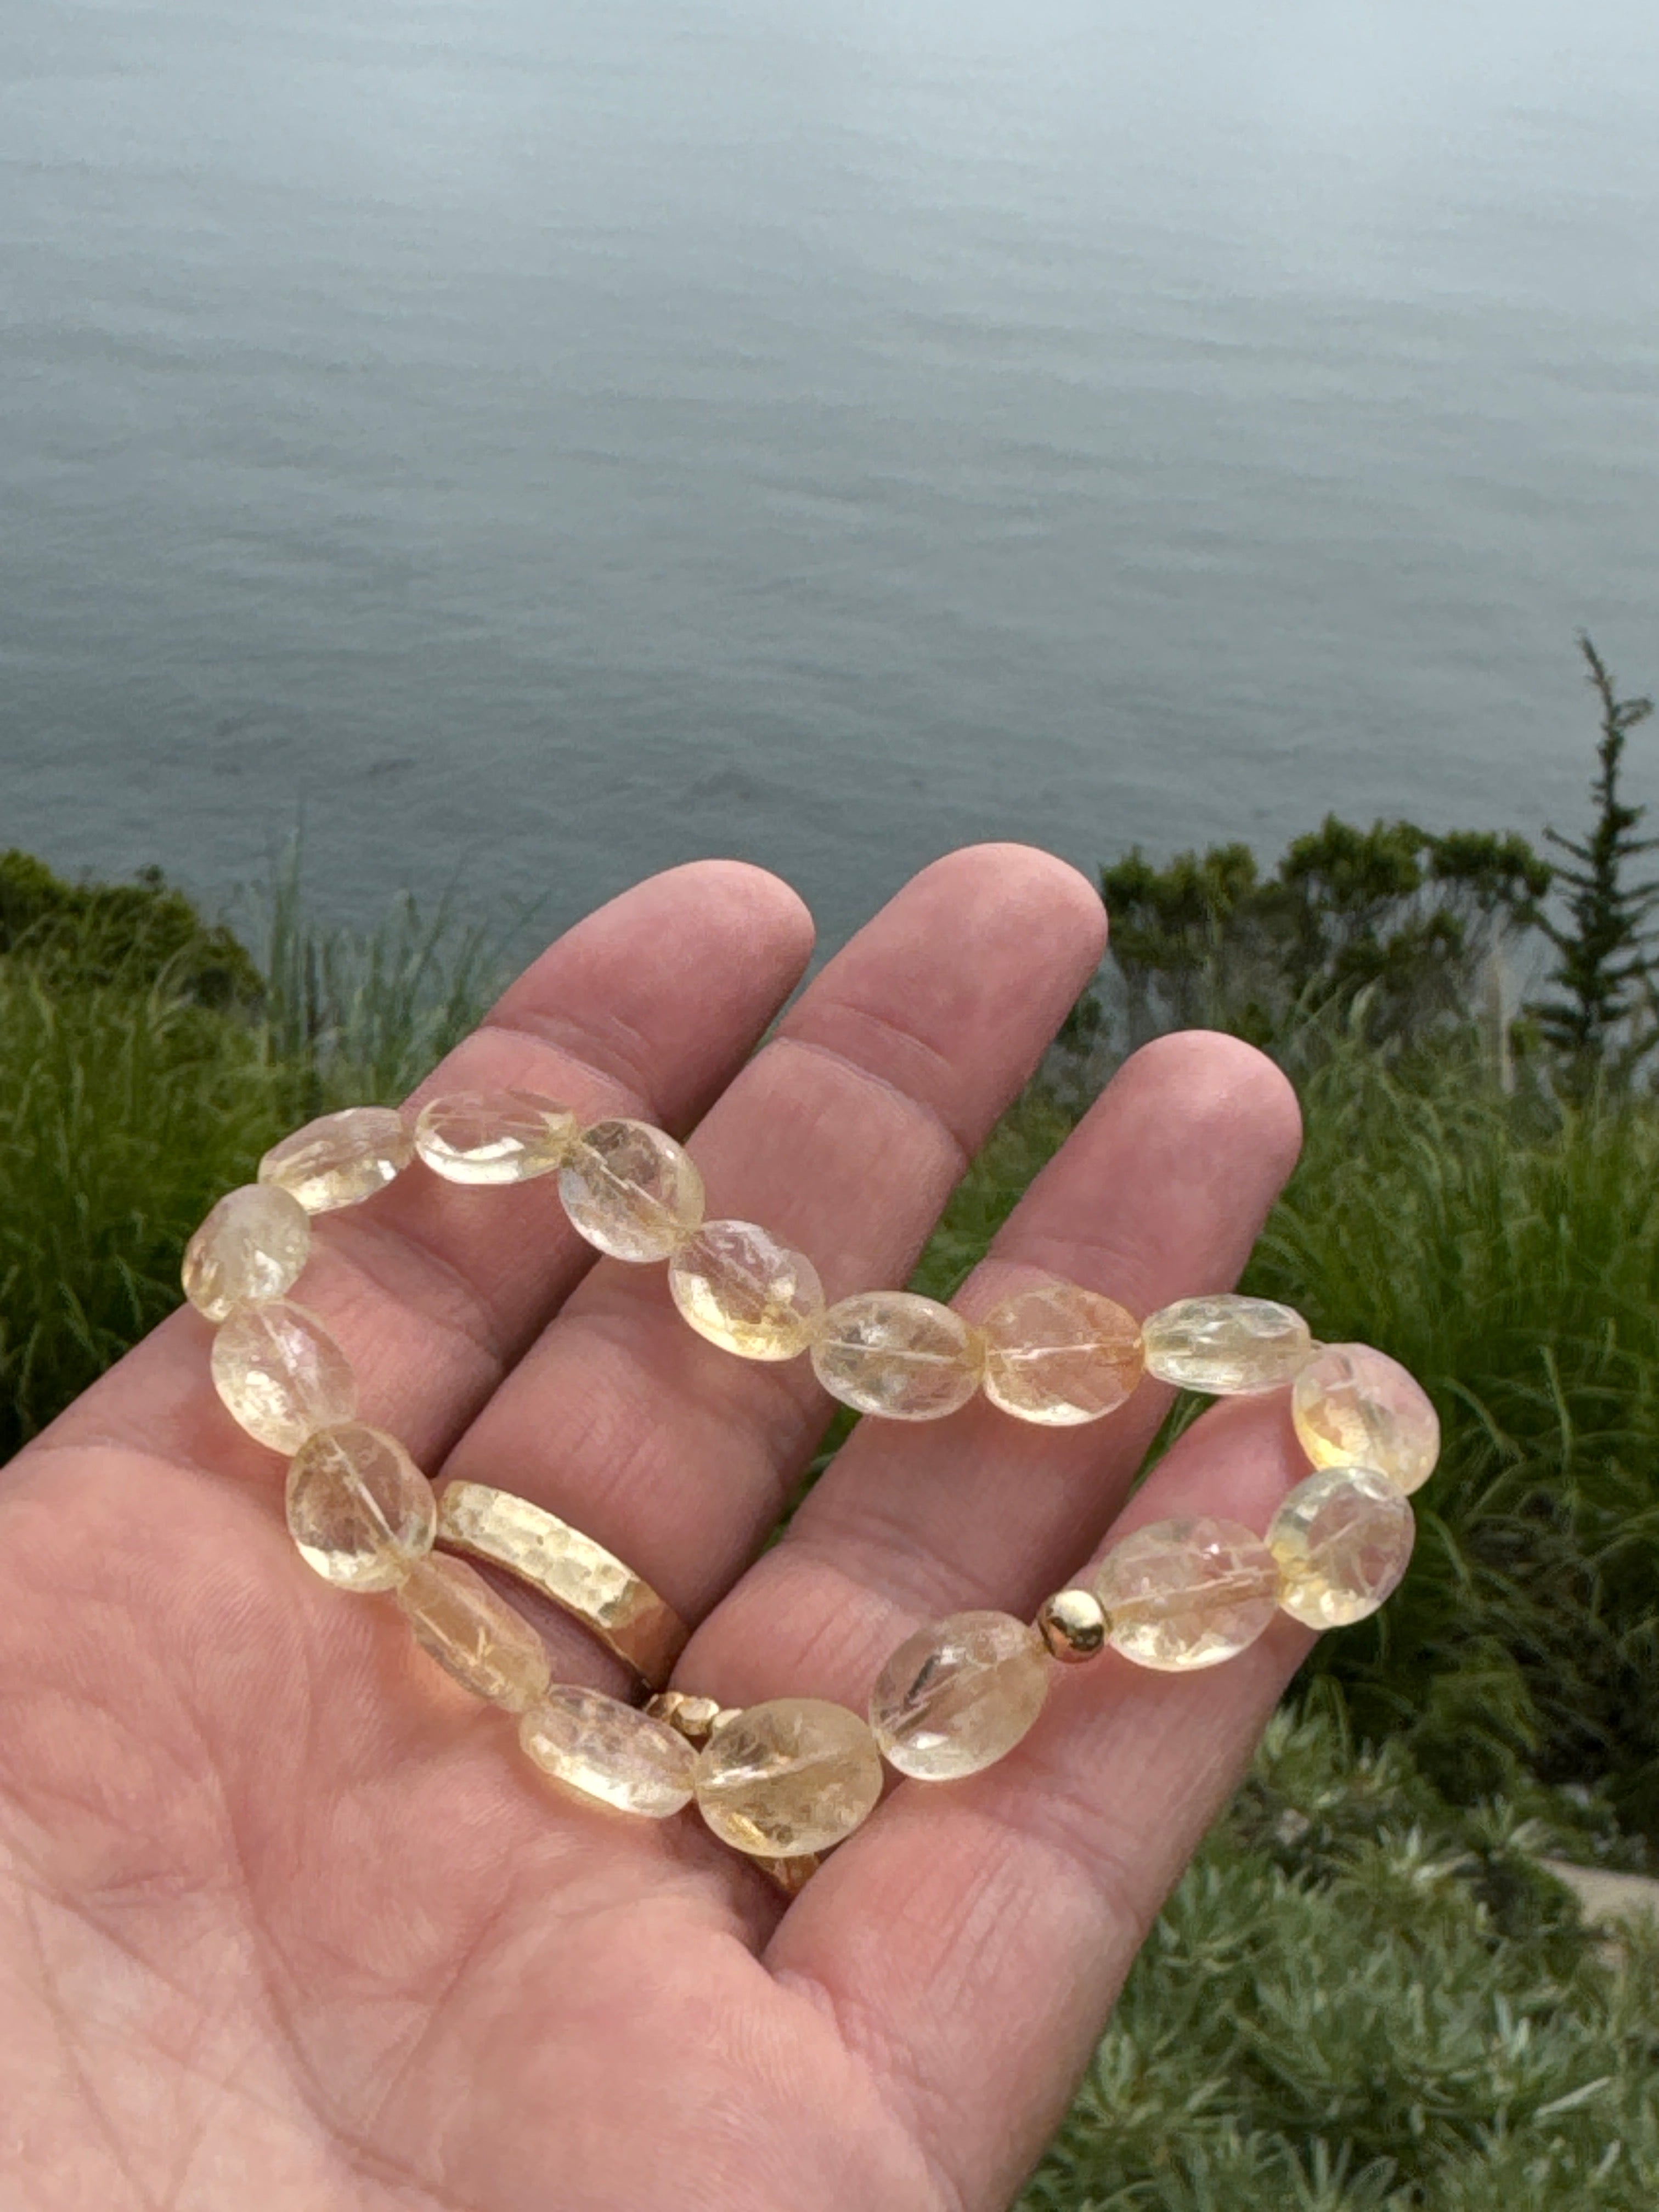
[0,846,1308,2211]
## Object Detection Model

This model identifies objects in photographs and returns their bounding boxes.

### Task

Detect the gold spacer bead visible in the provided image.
[1037,1588,1109,1662]
[758,1852,821,1897]
[644,1691,726,1747]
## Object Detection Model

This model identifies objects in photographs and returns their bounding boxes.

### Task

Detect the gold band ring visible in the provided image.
[436,1481,689,1692]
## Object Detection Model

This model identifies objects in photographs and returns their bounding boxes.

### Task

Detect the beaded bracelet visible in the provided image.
[183,1093,1438,1883]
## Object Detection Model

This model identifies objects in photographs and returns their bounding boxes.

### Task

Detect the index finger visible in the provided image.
[26,860,815,1485]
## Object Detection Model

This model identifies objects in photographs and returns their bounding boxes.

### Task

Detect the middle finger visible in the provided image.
[436,844,1107,1638]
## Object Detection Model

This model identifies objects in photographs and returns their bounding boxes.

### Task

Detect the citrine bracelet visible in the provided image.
[183,1093,1438,1881]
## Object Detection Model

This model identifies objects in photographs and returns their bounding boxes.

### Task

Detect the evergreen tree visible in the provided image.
[1532,635,1659,1090]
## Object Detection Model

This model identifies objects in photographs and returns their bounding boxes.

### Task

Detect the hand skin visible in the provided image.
[0,846,1311,2212]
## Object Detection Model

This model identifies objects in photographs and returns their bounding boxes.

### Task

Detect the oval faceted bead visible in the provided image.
[668,1219,825,1360]
[981,1282,1145,1426]
[414,1091,579,1186]
[259,1106,413,1213]
[694,1698,884,1857]
[1269,1466,1416,1628]
[811,1291,983,1421]
[182,1183,312,1323]
[211,1299,357,1452]
[1094,1516,1280,1671]
[520,1687,697,1817]
[870,1610,1051,1780]
[1293,1343,1441,1497]
[286,1423,436,1590]
[396,1555,551,1709]
[558,1118,706,1261]
[1141,1295,1313,1395]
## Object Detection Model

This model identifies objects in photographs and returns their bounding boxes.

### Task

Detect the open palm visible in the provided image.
[0,847,1312,2212]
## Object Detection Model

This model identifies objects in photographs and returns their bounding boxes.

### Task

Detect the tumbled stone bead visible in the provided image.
[259,1106,413,1213]
[1293,1342,1440,1497]
[413,1091,579,1186]
[1094,1516,1280,1670]
[1269,1466,1416,1628]
[811,1291,983,1420]
[668,1218,825,1360]
[558,1118,706,1261]
[286,1422,436,1591]
[870,1610,1051,1780]
[980,1282,1145,1425]
[182,1183,312,1324]
[396,1554,552,1709]
[211,1298,358,1452]
[694,1698,884,1857]
[1141,1295,1313,1395]
[520,1687,697,1817]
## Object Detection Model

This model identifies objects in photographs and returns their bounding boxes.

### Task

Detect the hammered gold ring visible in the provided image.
[435,1480,689,1692]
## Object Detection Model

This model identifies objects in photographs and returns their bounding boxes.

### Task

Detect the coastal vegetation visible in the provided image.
[2,636,1656,2205]
[1020,1711,1658,2212]
[0,849,493,1455]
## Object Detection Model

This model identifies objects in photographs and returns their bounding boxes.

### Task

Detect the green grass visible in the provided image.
[0,970,283,1451]
[251,844,504,1113]
[0,855,496,1455]
[1245,1042,1659,1838]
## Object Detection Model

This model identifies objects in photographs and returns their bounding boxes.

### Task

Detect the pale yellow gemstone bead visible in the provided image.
[1141,1294,1313,1395]
[1292,1342,1441,1497]
[413,1091,579,1186]
[811,1291,983,1420]
[1094,1516,1280,1670]
[694,1698,884,1857]
[285,1422,436,1591]
[211,1298,358,1452]
[519,1686,697,1817]
[259,1105,413,1213]
[182,1183,312,1323]
[1269,1466,1416,1629]
[667,1218,825,1360]
[396,1554,552,1711]
[980,1283,1145,1425]
[870,1610,1051,1780]
[558,1118,706,1261]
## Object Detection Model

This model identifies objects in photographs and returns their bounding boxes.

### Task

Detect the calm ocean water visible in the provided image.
[3,0,1658,957]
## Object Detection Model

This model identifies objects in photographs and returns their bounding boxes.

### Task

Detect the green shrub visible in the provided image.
[0,848,262,1007]
[1096,822,1547,1060]
[1020,1716,1659,2212]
